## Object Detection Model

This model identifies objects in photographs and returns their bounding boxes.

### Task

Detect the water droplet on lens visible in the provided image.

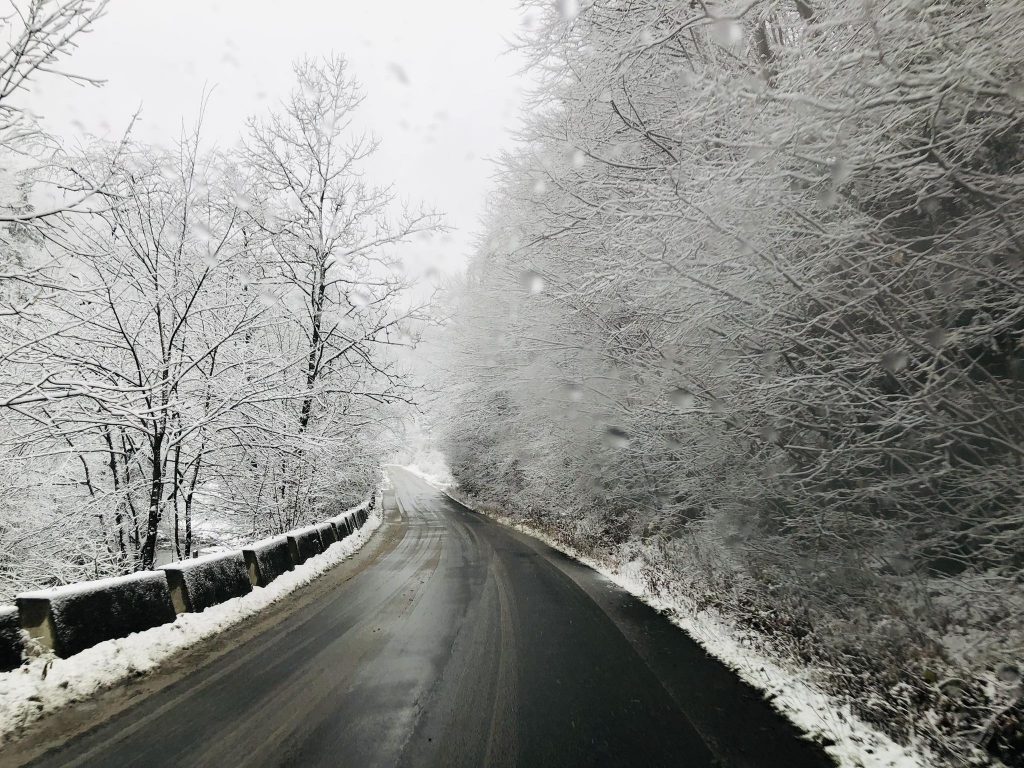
[817,188,838,208]
[191,221,213,242]
[710,18,743,47]
[556,0,580,21]
[881,350,909,374]
[387,62,410,85]
[669,387,695,408]
[996,663,1020,683]
[830,158,851,185]
[604,426,630,449]
[925,328,947,348]
[159,161,177,181]
[521,270,545,294]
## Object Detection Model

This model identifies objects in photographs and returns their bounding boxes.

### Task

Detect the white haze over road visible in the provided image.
[27,0,529,279]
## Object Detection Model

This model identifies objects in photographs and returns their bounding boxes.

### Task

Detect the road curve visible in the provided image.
[11,468,835,768]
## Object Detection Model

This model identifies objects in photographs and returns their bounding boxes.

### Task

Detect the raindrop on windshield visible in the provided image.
[710,18,743,47]
[387,62,410,85]
[817,188,838,208]
[605,426,630,449]
[521,270,545,294]
[669,387,695,408]
[556,0,580,21]
[191,220,213,243]
[925,328,947,349]
[881,350,909,374]
[996,663,1020,683]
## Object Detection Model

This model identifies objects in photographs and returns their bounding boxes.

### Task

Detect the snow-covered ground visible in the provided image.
[400,463,932,768]
[0,511,382,745]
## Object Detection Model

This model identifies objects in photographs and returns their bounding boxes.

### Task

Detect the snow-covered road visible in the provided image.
[12,468,835,767]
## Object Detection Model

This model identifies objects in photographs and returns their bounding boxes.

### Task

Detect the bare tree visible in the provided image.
[0,0,110,224]
[243,55,442,524]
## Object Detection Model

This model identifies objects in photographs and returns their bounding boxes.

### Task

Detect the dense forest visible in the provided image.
[436,0,1024,764]
[0,3,434,596]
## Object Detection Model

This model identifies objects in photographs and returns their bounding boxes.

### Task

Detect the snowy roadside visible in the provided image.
[0,511,382,745]
[400,464,932,768]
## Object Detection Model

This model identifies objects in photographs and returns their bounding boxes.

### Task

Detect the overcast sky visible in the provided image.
[28,0,531,279]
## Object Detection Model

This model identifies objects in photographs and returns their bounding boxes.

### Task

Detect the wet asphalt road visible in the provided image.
[16,468,835,768]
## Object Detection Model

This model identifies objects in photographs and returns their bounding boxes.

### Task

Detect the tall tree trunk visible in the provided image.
[298,258,328,432]
[183,452,202,558]
[140,430,164,569]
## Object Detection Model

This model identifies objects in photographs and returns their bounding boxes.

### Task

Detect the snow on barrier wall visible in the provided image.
[317,521,338,549]
[5,489,378,666]
[330,514,352,539]
[17,572,177,658]
[160,551,253,614]
[287,526,324,565]
[242,536,294,588]
[0,606,24,672]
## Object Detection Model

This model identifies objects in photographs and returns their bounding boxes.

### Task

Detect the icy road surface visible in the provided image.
[16,467,834,768]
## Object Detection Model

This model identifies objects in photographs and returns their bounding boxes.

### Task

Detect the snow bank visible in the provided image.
[406,469,930,768]
[160,551,252,614]
[17,572,176,660]
[0,608,23,673]
[0,512,382,745]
